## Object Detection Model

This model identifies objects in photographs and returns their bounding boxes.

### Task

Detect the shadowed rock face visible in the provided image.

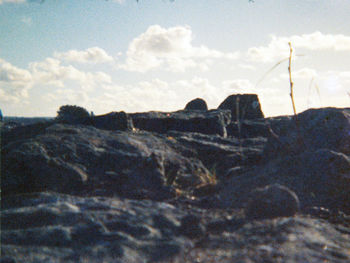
[1,107,350,263]
[245,184,300,220]
[264,107,350,157]
[218,94,264,121]
[184,98,208,111]
[1,192,350,263]
[1,124,213,199]
[79,111,134,131]
[130,110,231,137]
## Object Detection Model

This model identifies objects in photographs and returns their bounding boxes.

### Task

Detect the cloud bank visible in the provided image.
[0,57,112,104]
[1,29,349,116]
[120,25,239,72]
[54,47,113,64]
[248,31,350,62]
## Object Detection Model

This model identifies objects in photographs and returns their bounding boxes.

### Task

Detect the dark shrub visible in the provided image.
[56,105,90,123]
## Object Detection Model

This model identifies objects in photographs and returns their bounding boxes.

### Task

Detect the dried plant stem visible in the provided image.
[288,42,305,150]
[288,42,297,116]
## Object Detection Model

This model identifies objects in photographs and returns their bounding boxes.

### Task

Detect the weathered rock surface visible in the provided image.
[245,184,300,220]
[218,94,264,120]
[264,107,350,157]
[2,124,213,199]
[1,192,350,262]
[78,111,134,131]
[165,131,267,179]
[130,109,231,137]
[219,148,350,213]
[1,192,189,263]
[2,106,350,263]
[184,98,208,111]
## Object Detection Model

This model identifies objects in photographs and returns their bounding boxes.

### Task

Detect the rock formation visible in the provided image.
[245,184,300,219]
[1,101,350,263]
[218,94,264,120]
[79,111,134,131]
[130,109,231,137]
[184,98,208,111]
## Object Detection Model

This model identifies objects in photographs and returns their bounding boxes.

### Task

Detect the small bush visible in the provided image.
[56,105,90,123]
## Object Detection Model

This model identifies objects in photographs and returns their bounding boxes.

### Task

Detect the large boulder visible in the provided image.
[184,98,208,111]
[79,111,134,131]
[130,110,231,137]
[264,107,350,157]
[219,149,350,213]
[218,94,264,121]
[245,184,300,220]
[1,124,214,199]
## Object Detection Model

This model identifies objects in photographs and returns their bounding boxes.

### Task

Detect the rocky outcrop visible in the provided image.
[219,148,350,214]
[1,121,54,147]
[218,94,264,120]
[79,111,134,131]
[130,110,231,137]
[264,107,350,157]
[1,124,213,199]
[184,98,208,111]
[2,106,350,263]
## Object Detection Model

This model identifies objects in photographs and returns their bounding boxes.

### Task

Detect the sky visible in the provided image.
[1,0,350,117]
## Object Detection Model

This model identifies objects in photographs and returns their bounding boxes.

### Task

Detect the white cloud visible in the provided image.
[222,79,256,94]
[120,25,240,72]
[280,67,318,80]
[91,78,178,113]
[339,71,350,79]
[92,77,273,114]
[175,77,223,106]
[0,58,32,103]
[0,56,112,105]
[238,64,256,71]
[29,57,112,89]
[0,58,32,83]
[54,47,113,64]
[247,31,350,62]
[45,89,89,104]
[90,77,228,113]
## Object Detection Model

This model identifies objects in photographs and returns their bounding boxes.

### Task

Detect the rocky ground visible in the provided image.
[1,95,350,262]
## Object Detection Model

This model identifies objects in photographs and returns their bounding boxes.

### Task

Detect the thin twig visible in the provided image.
[255,58,289,88]
[307,77,322,107]
[288,42,297,116]
[255,54,304,89]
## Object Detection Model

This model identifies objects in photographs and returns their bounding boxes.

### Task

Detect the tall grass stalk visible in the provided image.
[288,42,297,117]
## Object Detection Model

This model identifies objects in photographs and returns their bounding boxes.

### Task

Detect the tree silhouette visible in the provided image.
[56,105,90,123]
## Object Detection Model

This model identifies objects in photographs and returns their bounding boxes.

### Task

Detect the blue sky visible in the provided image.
[1,0,350,117]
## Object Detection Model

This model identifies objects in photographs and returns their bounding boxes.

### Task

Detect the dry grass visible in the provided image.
[288,42,297,117]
